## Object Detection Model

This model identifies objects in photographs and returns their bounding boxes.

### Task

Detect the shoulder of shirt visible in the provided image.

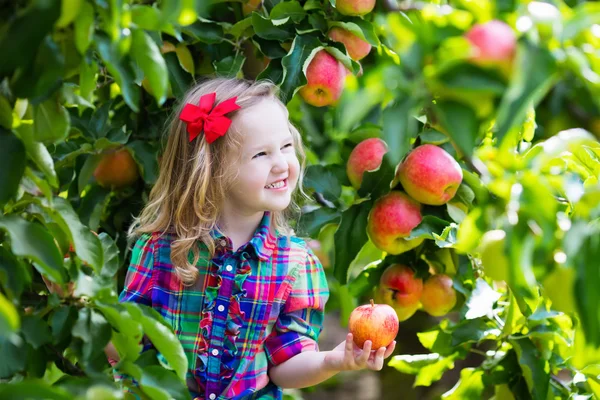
[276,234,318,264]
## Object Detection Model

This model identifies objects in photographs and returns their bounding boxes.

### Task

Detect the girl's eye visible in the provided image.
[282,143,293,149]
[253,151,267,159]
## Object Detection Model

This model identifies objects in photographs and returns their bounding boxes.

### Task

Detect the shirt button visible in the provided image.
[225,265,233,272]
[209,394,216,400]
[217,305,225,312]
[212,349,219,356]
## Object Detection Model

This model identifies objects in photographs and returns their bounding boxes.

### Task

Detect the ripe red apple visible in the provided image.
[396,144,463,206]
[348,299,399,349]
[420,274,457,317]
[94,148,140,189]
[346,138,388,189]
[375,264,423,321]
[367,191,424,254]
[465,20,516,65]
[328,27,372,61]
[336,0,376,16]
[299,50,347,107]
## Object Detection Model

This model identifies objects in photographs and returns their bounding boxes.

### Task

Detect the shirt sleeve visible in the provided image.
[118,233,155,306]
[264,246,330,367]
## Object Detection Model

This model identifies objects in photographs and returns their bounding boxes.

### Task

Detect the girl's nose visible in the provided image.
[272,152,288,173]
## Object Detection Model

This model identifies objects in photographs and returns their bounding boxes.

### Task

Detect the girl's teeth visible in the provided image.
[266,180,285,189]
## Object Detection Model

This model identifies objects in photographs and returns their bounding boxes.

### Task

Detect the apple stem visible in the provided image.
[370,299,374,307]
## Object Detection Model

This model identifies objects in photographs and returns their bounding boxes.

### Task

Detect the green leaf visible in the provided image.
[95,302,144,361]
[33,96,70,144]
[304,165,343,201]
[257,58,284,84]
[510,337,550,400]
[229,17,254,38]
[382,98,419,167]
[442,368,485,399]
[252,12,295,41]
[436,64,506,95]
[451,318,501,346]
[73,308,112,360]
[333,201,372,284]
[407,216,451,240]
[280,35,322,103]
[99,233,120,278]
[0,215,66,283]
[270,1,306,23]
[0,0,61,77]
[74,1,94,54]
[494,42,557,144]
[77,185,111,231]
[21,315,51,349]
[297,207,341,237]
[95,34,140,113]
[181,20,224,44]
[417,323,455,355]
[125,304,188,380]
[139,366,192,400]
[50,305,78,343]
[419,130,449,145]
[358,153,396,200]
[127,140,159,185]
[0,292,20,337]
[389,353,457,387]
[214,54,246,78]
[0,381,71,400]
[0,130,26,206]
[131,29,168,106]
[164,52,193,99]
[434,100,479,158]
[0,246,31,299]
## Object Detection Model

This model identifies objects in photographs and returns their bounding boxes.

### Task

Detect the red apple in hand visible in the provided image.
[420,274,457,317]
[349,300,399,349]
[346,138,388,189]
[367,191,424,254]
[375,264,423,321]
[396,144,463,206]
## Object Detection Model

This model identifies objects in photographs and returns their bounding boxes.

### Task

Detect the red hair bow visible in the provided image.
[179,92,241,144]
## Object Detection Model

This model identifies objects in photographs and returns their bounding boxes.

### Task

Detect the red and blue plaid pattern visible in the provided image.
[117,212,329,400]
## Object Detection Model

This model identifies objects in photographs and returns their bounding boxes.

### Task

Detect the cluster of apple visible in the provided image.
[299,15,516,108]
[347,139,463,320]
[298,0,376,107]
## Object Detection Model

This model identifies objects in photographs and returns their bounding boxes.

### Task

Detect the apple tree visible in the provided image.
[1,0,600,399]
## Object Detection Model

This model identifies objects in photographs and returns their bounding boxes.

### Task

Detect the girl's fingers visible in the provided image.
[357,340,372,365]
[383,341,396,358]
[373,347,386,370]
[345,334,354,353]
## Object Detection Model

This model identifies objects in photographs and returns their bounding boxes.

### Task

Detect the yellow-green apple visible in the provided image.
[367,191,424,254]
[396,144,463,206]
[420,274,457,317]
[374,264,423,321]
[94,148,140,189]
[348,299,399,349]
[336,0,376,16]
[328,27,372,60]
[346,138,388,189]
[465,20,516,65]
[299,50,347,107]
[477,229,509,282]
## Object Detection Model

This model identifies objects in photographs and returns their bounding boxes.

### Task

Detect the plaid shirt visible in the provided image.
[118,212,329,400]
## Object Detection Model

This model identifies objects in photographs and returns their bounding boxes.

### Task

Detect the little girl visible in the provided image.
[108,78,396,399]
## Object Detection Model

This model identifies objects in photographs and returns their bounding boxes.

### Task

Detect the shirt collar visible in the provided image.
[211,211,276,262]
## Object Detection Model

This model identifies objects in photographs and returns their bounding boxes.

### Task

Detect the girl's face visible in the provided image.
[224,98,300,217]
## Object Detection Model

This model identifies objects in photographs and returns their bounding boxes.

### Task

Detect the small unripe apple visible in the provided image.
[335,0,376,16]
[348,299,399,349]
[328,27,372,61]
[420,274,457,317]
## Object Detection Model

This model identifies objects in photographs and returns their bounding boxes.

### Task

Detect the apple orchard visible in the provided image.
[1,0,600,399]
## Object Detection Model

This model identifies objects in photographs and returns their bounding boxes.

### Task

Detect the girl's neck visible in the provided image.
[217,208,265,252]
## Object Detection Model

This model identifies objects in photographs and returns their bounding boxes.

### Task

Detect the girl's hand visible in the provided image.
[323,333,396,372]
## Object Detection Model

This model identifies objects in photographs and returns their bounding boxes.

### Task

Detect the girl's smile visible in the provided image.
[265,178,288,190]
